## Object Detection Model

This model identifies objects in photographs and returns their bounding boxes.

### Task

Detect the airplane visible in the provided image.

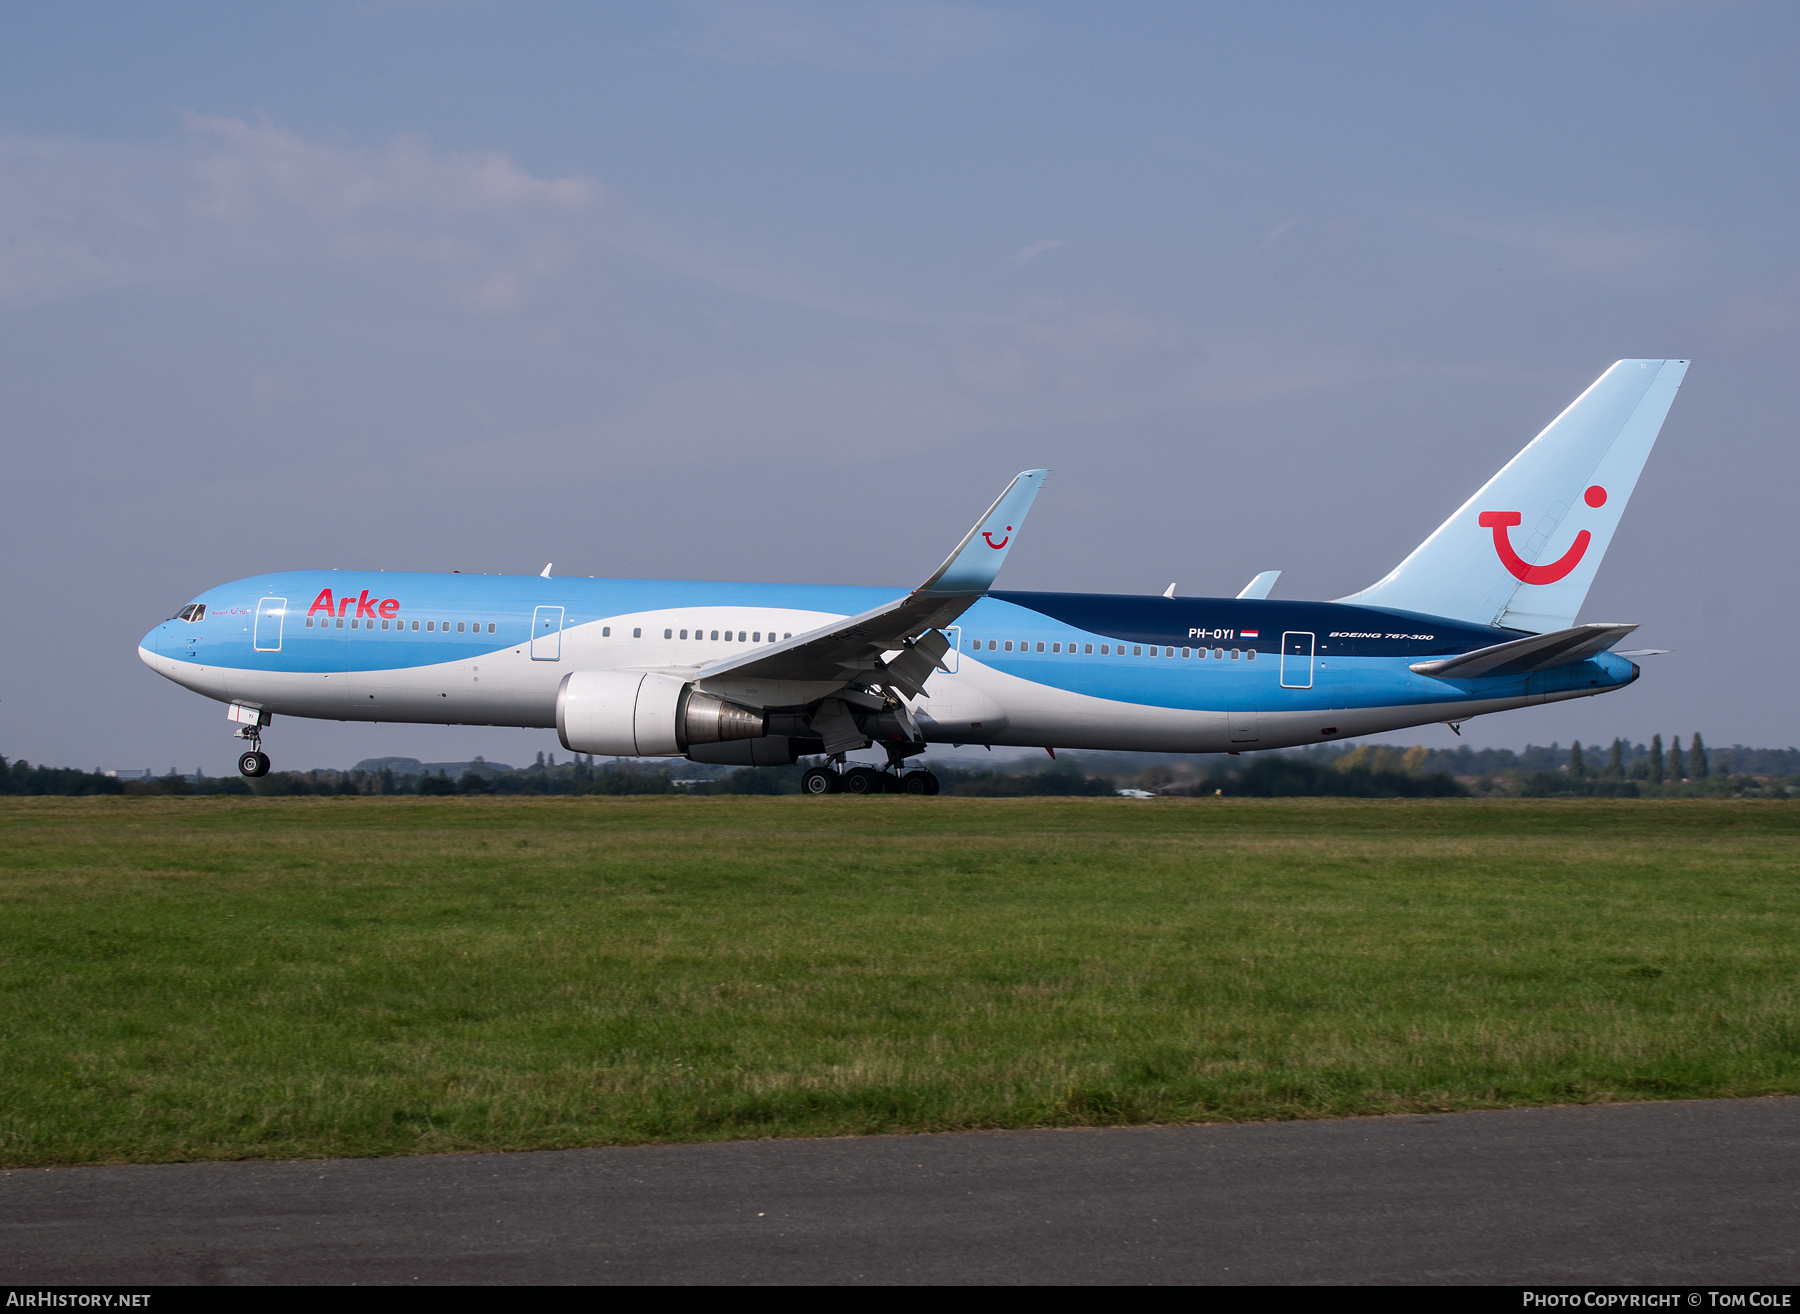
[140,358,1688,796]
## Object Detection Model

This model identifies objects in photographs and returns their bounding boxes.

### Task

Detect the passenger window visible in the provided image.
[1100,644,1109,654]
[426,621,434,631]
[1133,645,1142,656]
[381,619,389,630]
[968,640,977,651]
[784,632,792,639]
[753,632,761,642]
[336,617,344,629]
[305,617,314,628]
[602,626,611,637]
[738,631,746,641]
[711,630,719,641]
[633,628,642,638]
[1004,641,1013,652]
[1036,642,1045,653]
[1247,648,1256,660]
[1213,648,1223,659]
[1084,644,1093,654]
[988,640,997,651]
[681,630,688,640]
[457,622,465,633]
[1230,648,1239,659]
[1051,642,1060,653]
[1182,647,1190,658]
[664,629,673,639]
[488,623,496,634]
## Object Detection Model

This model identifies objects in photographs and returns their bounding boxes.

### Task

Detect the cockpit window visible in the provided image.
[175,604,206,623]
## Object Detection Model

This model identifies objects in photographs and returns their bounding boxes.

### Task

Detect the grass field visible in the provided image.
[1,795,1795,1167]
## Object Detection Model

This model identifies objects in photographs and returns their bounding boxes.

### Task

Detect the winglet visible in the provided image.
[540,563,553,579]
[1236,570,1281,600]
[914,470,1047,597]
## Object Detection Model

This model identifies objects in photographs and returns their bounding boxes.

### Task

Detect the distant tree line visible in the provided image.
[6,729,1797,800]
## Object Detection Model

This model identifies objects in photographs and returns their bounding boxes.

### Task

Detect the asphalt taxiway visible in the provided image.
[3,1097,1796,1284]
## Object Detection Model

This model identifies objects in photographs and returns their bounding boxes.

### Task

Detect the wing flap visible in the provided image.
[1410,622,1638,678]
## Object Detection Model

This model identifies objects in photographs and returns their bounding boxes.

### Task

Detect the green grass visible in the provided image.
[1,795,1796,1166]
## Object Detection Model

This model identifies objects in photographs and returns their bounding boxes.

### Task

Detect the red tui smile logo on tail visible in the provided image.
[982,525,1012,549]
[1479,485,1606,584]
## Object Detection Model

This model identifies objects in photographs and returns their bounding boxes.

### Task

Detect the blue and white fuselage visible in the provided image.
[139,360,1687,778]
[139,576,1636,753]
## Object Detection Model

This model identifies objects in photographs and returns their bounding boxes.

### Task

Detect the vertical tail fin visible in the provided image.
[1338,359,1688,632]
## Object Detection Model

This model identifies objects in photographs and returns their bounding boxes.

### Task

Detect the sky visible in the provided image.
[2,1,1796,775]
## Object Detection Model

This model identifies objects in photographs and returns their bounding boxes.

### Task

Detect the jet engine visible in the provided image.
[556,669,766,757]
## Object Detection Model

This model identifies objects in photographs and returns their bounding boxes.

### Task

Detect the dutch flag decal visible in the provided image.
[1240,630,1260,638]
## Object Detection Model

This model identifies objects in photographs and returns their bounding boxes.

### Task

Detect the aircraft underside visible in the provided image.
[140,644,1619,762]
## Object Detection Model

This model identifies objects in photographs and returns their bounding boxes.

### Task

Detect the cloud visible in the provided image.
[183,115,605,310]
[0,116,605,312]
[1707,280,1800,342]
[679,0,1024,72]
[0,137,192,305]
[1004,239,1064,269]
[1431,213,1685,278]
[465,297,1380,483]
[0,115,900,323]
[1248,220,1298,260]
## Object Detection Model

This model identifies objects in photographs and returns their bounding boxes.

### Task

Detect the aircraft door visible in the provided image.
[531,606,564,661]
[254,597,287,652]
[1280,631,1315,689]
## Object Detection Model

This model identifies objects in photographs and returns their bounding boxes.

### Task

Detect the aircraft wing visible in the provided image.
[1409,622,1638,679]
[694,469,1047,697]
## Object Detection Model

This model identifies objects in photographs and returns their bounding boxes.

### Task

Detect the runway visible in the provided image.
[3,1098,1796,1285]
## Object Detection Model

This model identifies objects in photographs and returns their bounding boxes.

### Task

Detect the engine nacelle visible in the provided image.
[556,669,766,757]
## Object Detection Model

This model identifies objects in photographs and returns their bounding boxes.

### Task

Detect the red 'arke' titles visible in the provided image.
[306,589,400,620]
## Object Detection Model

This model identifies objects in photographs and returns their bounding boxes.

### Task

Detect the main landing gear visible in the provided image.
[799,759,940,796]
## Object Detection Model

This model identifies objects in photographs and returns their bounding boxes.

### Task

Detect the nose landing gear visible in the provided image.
[229,706,273,777]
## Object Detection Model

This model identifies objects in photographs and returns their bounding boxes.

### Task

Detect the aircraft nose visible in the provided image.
[139,624,166,663]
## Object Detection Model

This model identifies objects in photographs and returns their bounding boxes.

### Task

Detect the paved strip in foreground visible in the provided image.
[3,1098,1796,1285]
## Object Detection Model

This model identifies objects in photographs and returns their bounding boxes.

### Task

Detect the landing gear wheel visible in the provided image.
[238,751,271,778]
[800,766,839,795]
[901,769,940,796]
[841,766,885,796]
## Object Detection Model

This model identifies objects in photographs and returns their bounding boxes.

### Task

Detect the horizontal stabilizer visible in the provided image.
[1236,570,1281,600]
[1410,622,1638,679]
